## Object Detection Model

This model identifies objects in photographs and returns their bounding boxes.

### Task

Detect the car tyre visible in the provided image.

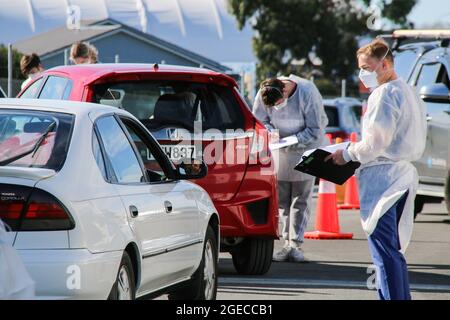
[108,251,136,300]
[231,238,273,275]
[168,226,218,300]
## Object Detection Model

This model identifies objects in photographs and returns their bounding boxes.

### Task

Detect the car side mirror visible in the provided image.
[175,158,208,180]
[420,83,450,103]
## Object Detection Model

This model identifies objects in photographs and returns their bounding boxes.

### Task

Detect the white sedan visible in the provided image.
[0,99,219,300]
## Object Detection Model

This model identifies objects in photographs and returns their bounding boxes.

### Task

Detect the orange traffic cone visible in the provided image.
[335,137,346,204]
[338,132,360,210]
[305,179,353,239]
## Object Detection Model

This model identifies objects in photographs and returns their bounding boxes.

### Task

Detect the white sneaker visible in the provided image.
[289,248,309,263]
[272,247,292,262]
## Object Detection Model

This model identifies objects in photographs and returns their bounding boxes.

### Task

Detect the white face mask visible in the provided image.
[358,49,390,89]
[359,68,379,89]
[273,99,288,111]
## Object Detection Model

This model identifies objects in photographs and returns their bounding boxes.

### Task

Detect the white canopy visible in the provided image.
[0,0,255,63]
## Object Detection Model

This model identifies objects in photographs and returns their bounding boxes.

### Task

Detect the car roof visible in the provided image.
[44,63,232,83]
[0,98,125,118]
[323,97,362,107]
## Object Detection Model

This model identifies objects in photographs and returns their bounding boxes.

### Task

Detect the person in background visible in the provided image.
[253,75,328,263]
[20,53,44,90]
[70,42,99,64]
[325,39,427,300]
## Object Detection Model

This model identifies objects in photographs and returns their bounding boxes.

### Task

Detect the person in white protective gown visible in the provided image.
[253,75,328,263]
[326,39,427,300]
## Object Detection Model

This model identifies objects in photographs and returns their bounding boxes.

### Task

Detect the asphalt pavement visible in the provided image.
[217,198,450,300]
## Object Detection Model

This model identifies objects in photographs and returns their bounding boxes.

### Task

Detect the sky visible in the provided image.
[408,0,450,28]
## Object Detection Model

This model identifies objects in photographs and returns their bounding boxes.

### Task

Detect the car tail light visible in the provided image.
[0,202,24,219]
[20,189,74,231]
[249,121,271,166]
[328,131,350,142]
[0,186,74,231]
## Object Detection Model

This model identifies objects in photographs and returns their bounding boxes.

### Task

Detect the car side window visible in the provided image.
[20,78,44,98]
[436,65,450,89]
[120,118,167,182]
[95,116,145,184]
[39,76,72,100]
[415,63,442,89]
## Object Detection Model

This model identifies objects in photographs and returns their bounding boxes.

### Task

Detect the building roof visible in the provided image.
[13,23,120,57]
[0,0,255,63]
[13,19,231,73]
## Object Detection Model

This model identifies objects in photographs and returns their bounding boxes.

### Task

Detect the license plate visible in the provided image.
[148,145,197,160]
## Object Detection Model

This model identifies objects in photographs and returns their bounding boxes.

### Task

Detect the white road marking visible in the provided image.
[219,277,450,292]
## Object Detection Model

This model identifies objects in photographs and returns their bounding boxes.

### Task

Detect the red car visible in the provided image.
[18,63,279,275]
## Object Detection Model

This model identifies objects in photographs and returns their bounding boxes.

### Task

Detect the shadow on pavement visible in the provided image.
[218,257,450,293]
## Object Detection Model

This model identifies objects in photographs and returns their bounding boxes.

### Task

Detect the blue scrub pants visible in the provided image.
[368,190,411,300]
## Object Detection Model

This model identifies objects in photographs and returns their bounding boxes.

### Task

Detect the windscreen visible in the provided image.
[0,109,74,171]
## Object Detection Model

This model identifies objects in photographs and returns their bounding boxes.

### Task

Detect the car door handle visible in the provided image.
[129,205,139,218]
[426,115,433,122]
[164,201,173,214]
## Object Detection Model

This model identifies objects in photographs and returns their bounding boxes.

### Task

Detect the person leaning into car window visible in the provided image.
[20,53,44,90]
[253,75,328,263]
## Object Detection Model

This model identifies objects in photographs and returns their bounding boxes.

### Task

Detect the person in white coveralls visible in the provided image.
[326,39,427,300]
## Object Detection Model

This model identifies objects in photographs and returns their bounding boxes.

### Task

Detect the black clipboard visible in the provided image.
[294,149,361,185]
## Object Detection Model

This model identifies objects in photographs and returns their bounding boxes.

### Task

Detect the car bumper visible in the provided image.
[18,249,122,300]
[217,164,279,239]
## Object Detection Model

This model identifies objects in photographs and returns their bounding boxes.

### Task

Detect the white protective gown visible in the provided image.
[0,220,35,299]
[344,78,427,253]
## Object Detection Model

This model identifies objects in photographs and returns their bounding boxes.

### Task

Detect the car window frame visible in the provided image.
[93,113,177,185]
[116,114,177,183]
[93,114,147,185]
[19,76,45,99]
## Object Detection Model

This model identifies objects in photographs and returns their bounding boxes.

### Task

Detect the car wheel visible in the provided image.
[231,238,273,275]
[168,226,218,300]
[108,252,136,300]
[445,170,450,215]
[414,195,425,219]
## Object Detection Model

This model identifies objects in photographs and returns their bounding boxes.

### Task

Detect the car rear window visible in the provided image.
[0,109,74,171]
[92,81,245,133]
[324,106,339,127]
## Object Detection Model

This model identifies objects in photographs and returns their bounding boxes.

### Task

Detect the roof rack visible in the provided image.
[378,29,450,50]
[391,29,450,39]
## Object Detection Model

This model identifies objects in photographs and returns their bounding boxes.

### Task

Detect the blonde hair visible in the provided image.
[70,42,98,63]
[357,38,393,63]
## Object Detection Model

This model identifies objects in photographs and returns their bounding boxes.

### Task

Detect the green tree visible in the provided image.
[0,44,24,79]
[228,0,417,83]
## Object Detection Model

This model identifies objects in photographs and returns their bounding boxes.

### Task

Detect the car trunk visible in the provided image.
[88,72,255,202]
[154,129,253,201]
